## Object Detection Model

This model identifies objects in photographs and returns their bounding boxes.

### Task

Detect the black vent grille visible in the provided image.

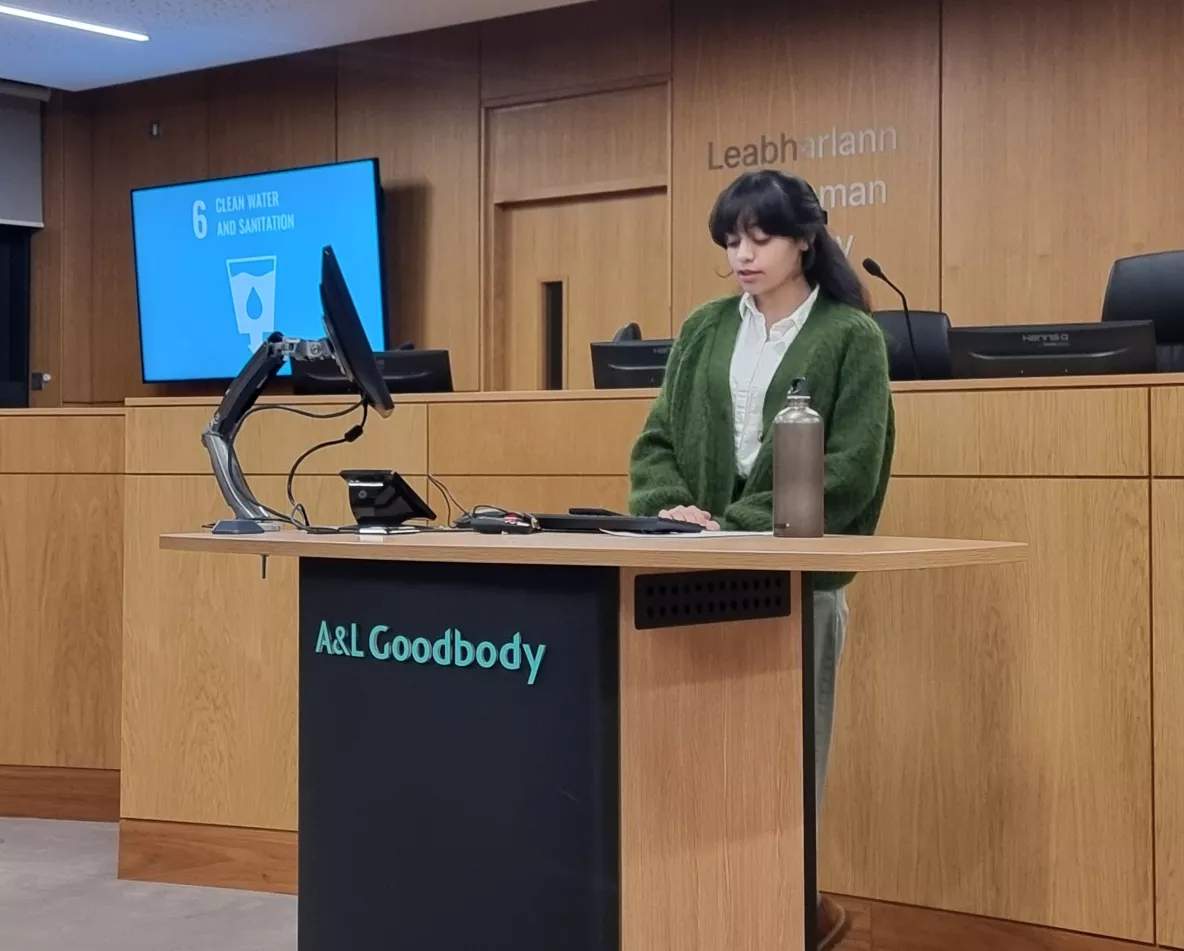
[632,571,791,630]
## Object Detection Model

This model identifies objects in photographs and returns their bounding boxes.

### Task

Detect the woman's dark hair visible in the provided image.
[707,169,872,312]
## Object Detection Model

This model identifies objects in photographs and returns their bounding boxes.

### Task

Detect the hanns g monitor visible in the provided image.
[591,339,673,389]
[948,320,1157,379]
[131,158,388,384]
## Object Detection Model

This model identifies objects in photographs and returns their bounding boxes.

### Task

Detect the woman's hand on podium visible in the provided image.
[659,505,720,531]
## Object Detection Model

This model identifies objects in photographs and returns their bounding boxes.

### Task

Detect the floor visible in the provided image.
[0,816,1153,951]
[0,818,295,951]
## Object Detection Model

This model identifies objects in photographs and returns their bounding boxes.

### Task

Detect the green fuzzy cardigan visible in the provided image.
[627,293,895,590]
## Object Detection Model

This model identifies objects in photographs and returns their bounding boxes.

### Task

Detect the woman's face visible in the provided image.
[725,226,810,298]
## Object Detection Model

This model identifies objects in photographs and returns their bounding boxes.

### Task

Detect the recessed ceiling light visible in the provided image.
[0,3,149,41]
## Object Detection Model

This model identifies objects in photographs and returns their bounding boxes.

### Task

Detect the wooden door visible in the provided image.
[493,190,670,391]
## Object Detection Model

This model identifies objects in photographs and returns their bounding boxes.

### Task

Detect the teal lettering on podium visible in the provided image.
[315,622,546,685]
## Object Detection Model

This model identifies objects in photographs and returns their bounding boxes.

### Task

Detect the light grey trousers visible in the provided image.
[813,586,848,816]
[812,586,848,907]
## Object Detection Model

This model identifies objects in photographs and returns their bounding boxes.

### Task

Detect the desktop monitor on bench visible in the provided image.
[293,346,453,395]
[591,322,673,389]
[948,320,1157,379]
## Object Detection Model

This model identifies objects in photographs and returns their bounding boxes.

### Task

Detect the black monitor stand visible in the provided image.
[201,332,337,535]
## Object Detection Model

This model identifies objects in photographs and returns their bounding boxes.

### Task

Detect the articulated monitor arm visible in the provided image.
[201,332,333,532]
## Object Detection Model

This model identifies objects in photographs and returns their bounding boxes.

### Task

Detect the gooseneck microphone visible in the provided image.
[862,257,918,380]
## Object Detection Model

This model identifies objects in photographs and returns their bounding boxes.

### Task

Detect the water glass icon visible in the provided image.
[226,256,278,352]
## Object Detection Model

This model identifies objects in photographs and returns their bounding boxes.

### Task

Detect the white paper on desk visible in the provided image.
[600,530,772,538]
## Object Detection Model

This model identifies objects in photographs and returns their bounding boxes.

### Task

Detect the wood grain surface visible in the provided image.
[337,29,481,388]
[158,528,1026,573]
[619,570,805,951]
[891,387,1148,476]
[1152,479,1184,949]
[941,0,1184,328]
[0,413,124,473]
[488,84,668,205]
[0,766,119,822]
[493,191,669,390]
[118,819,297,894]
[427,397,651,475]
[479,0,669,104]
[832,478,1152,941]
[671,0,940,320]
[0,474,123,770]
[121,473,397,829]
[1151,387,1184,476]
[123,401,427,476]
[829,894,1161,951]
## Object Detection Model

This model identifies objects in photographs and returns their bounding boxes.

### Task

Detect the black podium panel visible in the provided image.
[298,558,620,951]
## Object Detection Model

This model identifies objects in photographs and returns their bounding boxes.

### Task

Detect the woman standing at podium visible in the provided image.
[627,168,894,951]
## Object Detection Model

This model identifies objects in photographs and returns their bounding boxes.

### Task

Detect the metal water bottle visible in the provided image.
[772,379,825,537]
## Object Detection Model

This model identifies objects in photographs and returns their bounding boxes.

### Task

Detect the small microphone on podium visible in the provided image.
[862,258,918,380]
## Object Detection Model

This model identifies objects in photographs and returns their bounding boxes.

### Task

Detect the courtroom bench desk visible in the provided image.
[0,408,124,821]
[119,377,1184,947]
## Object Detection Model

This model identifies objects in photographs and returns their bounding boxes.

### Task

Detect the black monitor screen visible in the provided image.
[590,340,672,389]
[948,320,1156,378]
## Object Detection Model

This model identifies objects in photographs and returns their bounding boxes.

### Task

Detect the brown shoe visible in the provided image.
[817,894,851,951]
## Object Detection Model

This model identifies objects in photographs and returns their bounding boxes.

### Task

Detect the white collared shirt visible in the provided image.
[729,286,819,477]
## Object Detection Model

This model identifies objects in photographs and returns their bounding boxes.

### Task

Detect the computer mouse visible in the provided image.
[468,514,538,535]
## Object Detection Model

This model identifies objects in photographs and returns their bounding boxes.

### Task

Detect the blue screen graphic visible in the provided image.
[131,158,387,382]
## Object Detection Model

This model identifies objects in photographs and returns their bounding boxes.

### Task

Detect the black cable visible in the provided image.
[426,473,469,526]
[285,402,368,526]
[220,398,366,527]
[240,400,362,425]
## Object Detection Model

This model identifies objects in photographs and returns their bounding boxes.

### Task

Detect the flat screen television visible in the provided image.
[131,158,388,383]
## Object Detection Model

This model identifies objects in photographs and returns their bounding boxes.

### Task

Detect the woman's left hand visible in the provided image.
[660,505,720,531]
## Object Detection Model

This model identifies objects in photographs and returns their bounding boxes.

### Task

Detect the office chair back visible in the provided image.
[873,310,952,380]
[1101,250,1184,372]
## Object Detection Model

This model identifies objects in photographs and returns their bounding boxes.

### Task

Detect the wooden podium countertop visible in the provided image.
[160,529,1025,573]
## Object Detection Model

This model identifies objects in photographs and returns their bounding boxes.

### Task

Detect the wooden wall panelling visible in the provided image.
[828,477,1152,941]
[29,94,66,409]
[29,92,94,407]
[495,191,670,390]
[941,0,1184,327]
[426,475,631,522]
[337,29,481,389]
[480,0,671,104]
[1153,479,1184,949]
[121,471,421,828]
[0,473,123,769]
[1151,385,1184,476]
[123,401,428,476]
[205,53,337,178]
[122,472,308,828]
[90,74,210,404]
[0,412,124,474]
[670,0,940,323]
[427,398,651,475]
[487,83,669,204]
[891,387,1149,477]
